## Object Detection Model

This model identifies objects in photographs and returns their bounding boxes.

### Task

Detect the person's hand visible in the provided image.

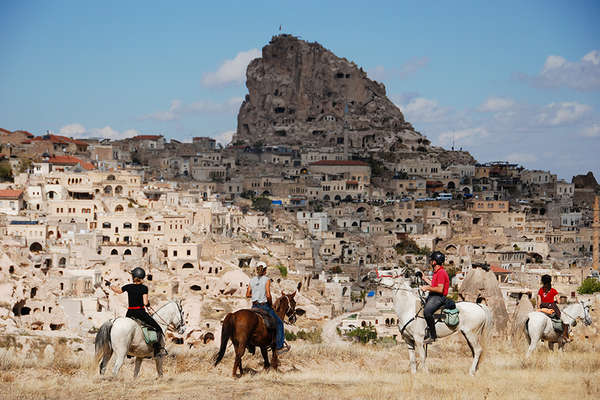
[420,285,428,292]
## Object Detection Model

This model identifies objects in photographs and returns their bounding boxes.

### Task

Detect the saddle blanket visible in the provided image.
[551,317,563,333]
[433,308,460,327]
[130,318,159,344]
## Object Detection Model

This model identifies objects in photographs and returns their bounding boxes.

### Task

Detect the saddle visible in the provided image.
[130,318,159,345]
[538,309,563,333]
[250,307,277,332]
[433,305,460,327]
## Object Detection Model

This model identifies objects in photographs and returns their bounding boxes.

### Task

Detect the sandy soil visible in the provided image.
[1,331,599,400]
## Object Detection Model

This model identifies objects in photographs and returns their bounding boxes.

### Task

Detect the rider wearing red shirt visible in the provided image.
[537,274,568,342]
[420,251,455,344]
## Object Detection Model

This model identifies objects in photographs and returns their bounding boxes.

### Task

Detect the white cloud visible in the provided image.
[59,123,86,136]
[477,97,515,112]
[58,123,139,140]
[399,97,449,123]
[201,49,261,87]
[140,97,242,121]
[213,130,235,146]
[142,100,182,122]
[369,57,429,81]
[90,126,139,140]
[536,102,591,126]
[438,127,489,146]
[582,123,600,138]
[519,50,600,91]
[505,152,538,164]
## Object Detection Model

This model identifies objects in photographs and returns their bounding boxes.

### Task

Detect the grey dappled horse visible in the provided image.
[95,300,185,377]
[380,277,493,376]
[525,299,592,358]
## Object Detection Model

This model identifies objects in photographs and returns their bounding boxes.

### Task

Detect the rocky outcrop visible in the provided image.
[234,34,423,152]
[572,171,599,190]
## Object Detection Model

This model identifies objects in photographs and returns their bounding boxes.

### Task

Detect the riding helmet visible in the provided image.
[541,274,551,285]
[429,251,445,266]
[131,267,146,279]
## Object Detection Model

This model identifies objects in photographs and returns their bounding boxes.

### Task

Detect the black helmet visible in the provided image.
[131,267,146,279]
[430,251,445,266]
[541,274,551,285]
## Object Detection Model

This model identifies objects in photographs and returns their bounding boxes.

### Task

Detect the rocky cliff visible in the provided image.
[234,35,424,153]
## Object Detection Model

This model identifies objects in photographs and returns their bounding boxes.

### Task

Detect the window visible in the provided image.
[187,250,191,256]
[173,250,178,257]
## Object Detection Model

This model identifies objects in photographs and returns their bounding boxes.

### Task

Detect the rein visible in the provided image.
[148,301,184,332]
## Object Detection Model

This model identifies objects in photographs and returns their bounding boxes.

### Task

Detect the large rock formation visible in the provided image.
[234,34,423,152]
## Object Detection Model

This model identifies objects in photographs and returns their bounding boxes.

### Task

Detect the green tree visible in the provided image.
[276,264,288,278]
[346,326,377,343]
[0,161,13,182]
[577,278,600,294]
[252,196,272,213]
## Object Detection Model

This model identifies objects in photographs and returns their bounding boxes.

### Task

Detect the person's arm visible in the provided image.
[536,294,542,309]
[421,282,444,294]
[265,279,272,305]
[108,282,123,294]
[246,284,252,298]
[143,293,149,307]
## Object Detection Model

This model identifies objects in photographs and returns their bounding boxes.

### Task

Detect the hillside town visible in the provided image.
[1,35,599,350]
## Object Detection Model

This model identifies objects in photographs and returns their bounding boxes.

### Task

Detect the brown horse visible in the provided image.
[213,291,304,377]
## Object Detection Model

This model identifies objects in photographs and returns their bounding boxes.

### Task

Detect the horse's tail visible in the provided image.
[213,313,234,367]
[524,318,531,344]
[94,320,113,363]
[477,303,494,339]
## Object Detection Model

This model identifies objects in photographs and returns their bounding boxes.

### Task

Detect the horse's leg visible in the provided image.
[233,341,246,377]
[271,344,279,371]
[154,356,164,378]
[260,346,271,370]
[548,341,555,351]
[416,341,428,373]
[526,324,539,358]
[133,357,143,378]
[407,343,417,374]
[462,330,483,376]
[99,348,113,375]
[112,351,127,377]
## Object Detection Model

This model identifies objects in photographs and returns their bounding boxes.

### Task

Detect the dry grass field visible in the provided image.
[1,331,599,400]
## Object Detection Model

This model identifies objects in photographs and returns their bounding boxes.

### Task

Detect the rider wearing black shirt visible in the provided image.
[107,267,166,357]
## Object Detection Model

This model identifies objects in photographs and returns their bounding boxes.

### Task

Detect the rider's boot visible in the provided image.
[560,324,570,344]
[153,341,168,358]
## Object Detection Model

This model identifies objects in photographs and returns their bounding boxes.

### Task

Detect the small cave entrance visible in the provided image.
[50,323,64,331]
[190,285,202,291]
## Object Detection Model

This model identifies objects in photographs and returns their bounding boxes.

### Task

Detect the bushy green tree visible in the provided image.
[577,278,600,294]
[346,326,377,343]
[252,196,272,213]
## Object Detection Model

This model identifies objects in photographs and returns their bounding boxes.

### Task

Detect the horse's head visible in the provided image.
[173,299,186,335]
[280,291,304,324]
[581,300,593,326]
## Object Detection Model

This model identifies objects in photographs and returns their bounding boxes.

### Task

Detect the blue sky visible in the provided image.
[1,1,599,179]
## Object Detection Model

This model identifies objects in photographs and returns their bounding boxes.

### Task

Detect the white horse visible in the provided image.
[524,299,592,358]
[95,300,186,377]
[381,278,493,376]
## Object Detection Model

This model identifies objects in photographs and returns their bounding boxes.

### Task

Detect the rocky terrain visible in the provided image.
[234,35,422,153]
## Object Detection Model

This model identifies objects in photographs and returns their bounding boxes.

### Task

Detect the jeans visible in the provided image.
[254,303,285,350]
[423,295,455,339]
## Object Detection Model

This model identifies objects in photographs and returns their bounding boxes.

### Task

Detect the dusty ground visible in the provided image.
[1,330,599,400]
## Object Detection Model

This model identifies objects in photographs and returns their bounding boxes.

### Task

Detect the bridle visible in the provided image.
[149,301,185,332]
[560,301,591,327]
[280,295,298,324]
